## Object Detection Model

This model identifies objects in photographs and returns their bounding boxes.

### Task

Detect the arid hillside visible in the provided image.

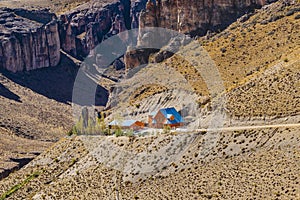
[0,0,90,14]
[0,128,50,180]
[0,0,299,199]
[105,0,300,126]
[0,55,78,180]
[0,125,299,199]
[159,0,300,118]
[0,0,130,181]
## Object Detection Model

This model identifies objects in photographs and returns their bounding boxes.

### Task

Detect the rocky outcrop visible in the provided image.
[0,0,277,73]
[0,8,60,72]
[139,0,269,36]
[59,0,133,59]
[0,0,148,72]
[124,48,156,70]
[124,0,272,70]
[131,0,148,28]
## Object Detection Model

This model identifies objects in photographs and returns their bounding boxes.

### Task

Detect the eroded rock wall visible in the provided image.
[59,0,133,59]
[140,0,268,36]
[0,8,60,72]
[131,0,148,28]
[0,0,276,72]
[0,0,148,72]
[124,0,271,70]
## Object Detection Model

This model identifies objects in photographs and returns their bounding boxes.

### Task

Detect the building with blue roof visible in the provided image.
[148,107,184,128]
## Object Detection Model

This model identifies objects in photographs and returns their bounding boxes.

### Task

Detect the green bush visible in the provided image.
[69,158,77,167]
[163,125,171,134]
[71,109,110,135]
[115,128,124,137]
[125,129,134,137]
[103,128,112,136]
[67,129,73,136]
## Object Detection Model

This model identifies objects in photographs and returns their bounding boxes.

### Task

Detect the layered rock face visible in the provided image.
[0,0,148,72]
[139,0,268,36]
[0,0,276,72]
[59,0,133,59]
[0,8,60,72]
[124,0,270,69]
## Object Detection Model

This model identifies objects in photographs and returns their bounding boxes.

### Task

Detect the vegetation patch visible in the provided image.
[0,171,41,200]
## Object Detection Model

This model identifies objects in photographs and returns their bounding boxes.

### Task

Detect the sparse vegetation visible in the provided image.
[115,127,124,137]
[163,125,171,134]
[0,171,41,200]
[0,0,299,199]
[70,109,112,135]
[0,0,91,14]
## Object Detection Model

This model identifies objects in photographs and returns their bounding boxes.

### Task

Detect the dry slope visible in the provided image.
[0,126,299,199]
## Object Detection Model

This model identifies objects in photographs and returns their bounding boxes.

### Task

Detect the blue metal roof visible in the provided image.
[109,119,137,127]
[159,107,184,125]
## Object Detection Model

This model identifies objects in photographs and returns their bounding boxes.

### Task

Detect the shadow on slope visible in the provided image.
[1,53,108,107]
[0,83,21,102]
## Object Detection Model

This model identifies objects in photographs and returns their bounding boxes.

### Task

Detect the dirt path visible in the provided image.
[197,122,300,132]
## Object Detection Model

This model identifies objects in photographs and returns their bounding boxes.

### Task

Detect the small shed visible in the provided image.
[109,119,145,131]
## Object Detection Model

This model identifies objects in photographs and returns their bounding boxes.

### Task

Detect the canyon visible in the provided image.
[0,0,299,199]
[0,0,274,72]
